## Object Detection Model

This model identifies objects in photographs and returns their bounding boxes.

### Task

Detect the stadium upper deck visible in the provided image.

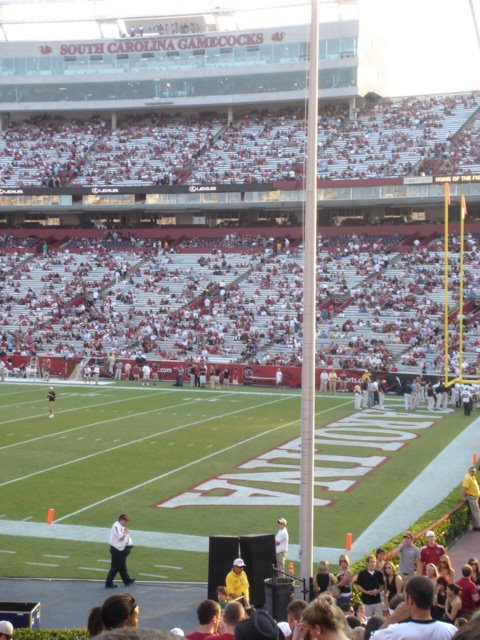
[0,6,479,227]
[0,94,479,228]
[0,23,358,109]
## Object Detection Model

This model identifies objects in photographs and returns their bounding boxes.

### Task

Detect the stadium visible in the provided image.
[1,0,480,633]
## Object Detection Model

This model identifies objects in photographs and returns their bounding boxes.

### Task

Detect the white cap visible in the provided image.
[169,629,184,637]
[425,530,435,538]
[277,622,292,638]
[0,621,14,636]
[233,558,246,567]
[278,622,291,638]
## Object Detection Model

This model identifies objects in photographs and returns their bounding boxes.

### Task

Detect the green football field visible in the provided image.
[0,380,473,581]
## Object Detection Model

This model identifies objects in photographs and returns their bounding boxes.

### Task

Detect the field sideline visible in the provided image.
[0,380,477,581]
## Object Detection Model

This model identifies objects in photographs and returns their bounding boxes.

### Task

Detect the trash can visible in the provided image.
[0,602,41,628]
[264,577,294,621]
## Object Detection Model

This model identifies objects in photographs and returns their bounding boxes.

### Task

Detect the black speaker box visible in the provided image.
[207,535,239,600]
[239,533,276,607]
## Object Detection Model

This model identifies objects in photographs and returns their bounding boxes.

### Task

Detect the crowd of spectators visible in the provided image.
[425,113,480,176]
[185,105,348,184]
[0,229,479,377]
[72,112,223,187]
[316,93,480,180]
[0,234,39,250]
[0,93,479,188]
[57,558,480,639]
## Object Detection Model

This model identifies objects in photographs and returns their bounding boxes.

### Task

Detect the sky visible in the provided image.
[359,0,480,96]
[0,0,479,96]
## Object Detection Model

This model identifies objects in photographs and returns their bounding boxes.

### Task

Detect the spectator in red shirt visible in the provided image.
[419,530,446,575]
[186,600,221,640]
[205,601,245,640]
[456,564,480,618]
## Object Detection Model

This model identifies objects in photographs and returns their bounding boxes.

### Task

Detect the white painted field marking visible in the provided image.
[26,561,59,567]
[63,393,105,397]
[54,399,350,523]
[0,549,16,554]
[0,394,198,452]
[1,395,296,490]
[96,559,110,563]
[44,554,69,559]
[0,388,46,401]
[0,391,164,428]
[0,514,5,517]
[154,564,182,570]
[22,516,33,521]
[0,407,473,564]
[79,566,106,572]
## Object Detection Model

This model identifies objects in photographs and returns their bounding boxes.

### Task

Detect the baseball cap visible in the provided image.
[278,518,287,525]
[403,532,413,539]
[277,622,291,638]
[425,530,435,538]
[233,558,246,567]
[0,621,14,637]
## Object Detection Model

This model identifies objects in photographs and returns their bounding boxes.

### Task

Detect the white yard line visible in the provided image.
[0,395,296,490]
[0,392,200,451]
[0,391,160,428]
[55,395,320,522]
[0,401,349,534]
[3,400,465,565]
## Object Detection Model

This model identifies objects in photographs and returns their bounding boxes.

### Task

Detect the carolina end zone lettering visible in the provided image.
[156,410,436,509]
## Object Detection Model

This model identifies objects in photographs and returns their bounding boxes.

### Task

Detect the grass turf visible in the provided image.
[0,381,472,580]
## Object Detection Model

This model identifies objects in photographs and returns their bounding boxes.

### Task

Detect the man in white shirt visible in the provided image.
[105,513,135,588]
[320,370,329,392]
[142,363,151,386]
[275,517,289,571]
[373,576,455,639]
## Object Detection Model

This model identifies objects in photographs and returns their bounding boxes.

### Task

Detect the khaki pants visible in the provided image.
[276,551,287,572]
[466,494,480,528]
[364,603,384,618]
[400,572,416,588]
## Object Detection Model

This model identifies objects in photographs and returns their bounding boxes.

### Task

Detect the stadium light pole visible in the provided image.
[300,0,318,586]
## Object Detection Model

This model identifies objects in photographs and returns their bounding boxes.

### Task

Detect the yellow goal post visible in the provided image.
[443,186,480,388]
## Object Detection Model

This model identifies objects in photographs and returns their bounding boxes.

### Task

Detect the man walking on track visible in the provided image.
[105,514,135,588]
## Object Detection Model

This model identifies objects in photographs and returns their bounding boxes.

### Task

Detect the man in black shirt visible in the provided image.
[47,386,56,418]
[356,554,384,617]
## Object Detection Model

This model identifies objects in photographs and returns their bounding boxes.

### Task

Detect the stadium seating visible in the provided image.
[1,93,479,187]
[1,228,479,379]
